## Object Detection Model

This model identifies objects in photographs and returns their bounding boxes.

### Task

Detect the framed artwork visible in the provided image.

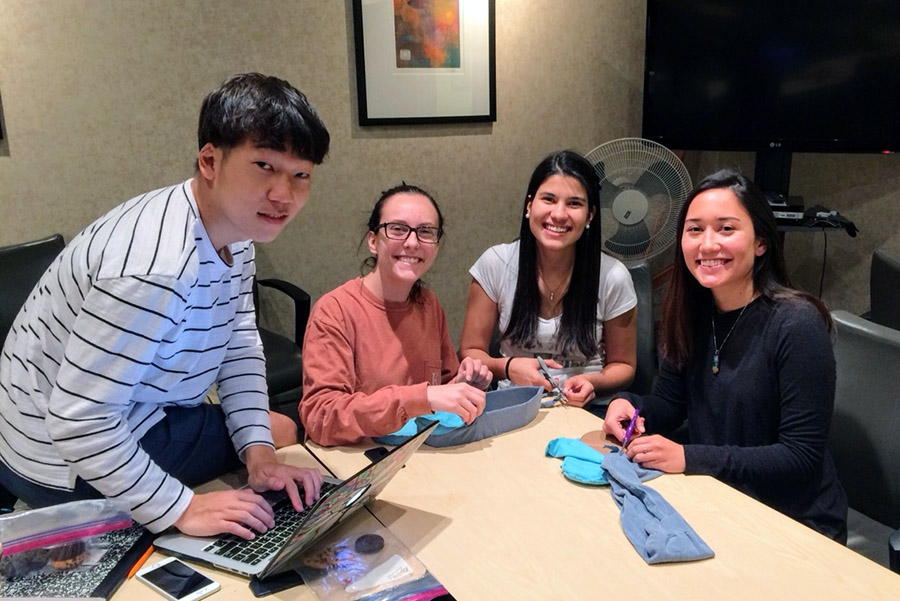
[352,0,496,125]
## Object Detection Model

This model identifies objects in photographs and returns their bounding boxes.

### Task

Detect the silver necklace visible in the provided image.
[711,302,750,375]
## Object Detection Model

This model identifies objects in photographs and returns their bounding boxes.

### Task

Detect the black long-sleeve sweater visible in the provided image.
[622,296,847,540]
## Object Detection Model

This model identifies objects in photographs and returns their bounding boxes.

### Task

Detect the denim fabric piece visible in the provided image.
[602,451,715,564]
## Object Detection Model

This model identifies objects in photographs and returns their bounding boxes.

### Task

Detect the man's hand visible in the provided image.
[173,489,275,540]
[245,446,324,513]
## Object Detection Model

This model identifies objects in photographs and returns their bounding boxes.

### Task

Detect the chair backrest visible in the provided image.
[0,234,65,350]
[626,261,656,395]
[870,249,900,331]
[829,310,900,529]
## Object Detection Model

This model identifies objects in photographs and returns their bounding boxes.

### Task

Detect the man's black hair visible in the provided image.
[197,73,330,164]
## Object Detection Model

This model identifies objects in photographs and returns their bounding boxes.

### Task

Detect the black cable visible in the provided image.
[818,229,827,298]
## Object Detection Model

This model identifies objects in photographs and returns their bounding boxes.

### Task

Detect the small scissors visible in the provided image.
[537,356,568,406]
[621,408,641,448]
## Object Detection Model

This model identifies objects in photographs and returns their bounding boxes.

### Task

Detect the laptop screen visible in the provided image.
[261,419,438,578]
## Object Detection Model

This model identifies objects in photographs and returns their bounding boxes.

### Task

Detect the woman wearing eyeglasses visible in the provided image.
[300,184,490,446]
[460,150,637,407]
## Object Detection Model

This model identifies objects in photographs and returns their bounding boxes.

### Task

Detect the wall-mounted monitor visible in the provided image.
[642,1,900,196]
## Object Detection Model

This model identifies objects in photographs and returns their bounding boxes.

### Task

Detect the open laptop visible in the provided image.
[154,420,438,584]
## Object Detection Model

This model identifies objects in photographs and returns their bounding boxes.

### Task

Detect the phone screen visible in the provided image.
[140,559,217,600]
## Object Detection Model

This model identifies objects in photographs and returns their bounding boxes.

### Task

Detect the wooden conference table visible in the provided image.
[119,406,900,601]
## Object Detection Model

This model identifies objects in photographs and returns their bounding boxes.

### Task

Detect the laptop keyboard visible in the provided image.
[203,482,337,566]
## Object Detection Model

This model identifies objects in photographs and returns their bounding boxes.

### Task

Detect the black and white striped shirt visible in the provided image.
[0,180,273,531]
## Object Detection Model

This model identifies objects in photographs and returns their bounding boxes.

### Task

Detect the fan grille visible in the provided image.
[586,138,692,263]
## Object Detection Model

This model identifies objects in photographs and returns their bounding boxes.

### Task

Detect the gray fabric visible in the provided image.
[602,451,715,564]
[375,386,542,447]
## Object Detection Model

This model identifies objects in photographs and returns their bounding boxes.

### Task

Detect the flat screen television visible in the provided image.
[642,1,900,198]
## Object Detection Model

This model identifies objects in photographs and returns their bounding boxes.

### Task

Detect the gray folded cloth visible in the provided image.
[602,451,715,564]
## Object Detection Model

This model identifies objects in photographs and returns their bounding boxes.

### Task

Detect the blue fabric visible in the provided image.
[545,438,612,484]
[559,456,609,484]
[545,437,608,463]
[546,437,657,486]
[545,438,712,564]
[385,411,464,437]
[602,451,715,564]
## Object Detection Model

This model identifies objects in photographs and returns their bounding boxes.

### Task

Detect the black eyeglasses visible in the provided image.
[377,222,443,244]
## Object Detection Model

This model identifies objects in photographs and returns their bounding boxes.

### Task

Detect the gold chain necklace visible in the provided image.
[538,269,570,303]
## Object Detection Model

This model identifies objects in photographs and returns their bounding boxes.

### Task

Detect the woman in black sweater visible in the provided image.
[603,169,847,541]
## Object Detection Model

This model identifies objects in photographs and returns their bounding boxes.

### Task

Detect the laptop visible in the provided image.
[154,420,438,584]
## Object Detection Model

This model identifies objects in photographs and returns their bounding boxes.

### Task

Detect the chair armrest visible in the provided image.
[256,278,311,345]
[890,528,900,574]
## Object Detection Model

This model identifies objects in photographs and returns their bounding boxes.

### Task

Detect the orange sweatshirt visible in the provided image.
[300,278,459,445]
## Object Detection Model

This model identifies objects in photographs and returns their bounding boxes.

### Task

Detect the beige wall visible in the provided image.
[0,0,644,339]
[1,0,897,343]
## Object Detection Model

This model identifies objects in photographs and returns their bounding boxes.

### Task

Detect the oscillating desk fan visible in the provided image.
[586,138,692,264]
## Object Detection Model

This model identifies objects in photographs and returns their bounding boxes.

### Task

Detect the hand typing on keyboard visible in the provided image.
[174,488,278,540]
[172,446,324,540]
[244,446,324,516]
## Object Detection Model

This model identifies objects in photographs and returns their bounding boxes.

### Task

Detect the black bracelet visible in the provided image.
[504,356,515,381]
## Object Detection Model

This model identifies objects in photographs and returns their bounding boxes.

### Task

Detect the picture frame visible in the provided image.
[352,0,496,126]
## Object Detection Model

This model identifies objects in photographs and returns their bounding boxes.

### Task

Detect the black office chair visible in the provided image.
[1,234,66,351]
[253,278,311,424]
[587,260,657,416]
[869,248,900,331]
[624,261,657,396]
[829,310,900,572]
[0,233,66,512]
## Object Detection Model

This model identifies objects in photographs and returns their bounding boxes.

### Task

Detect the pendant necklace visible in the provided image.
[711,302,750,375]
[539,269,570,303]
[548,283,560,302]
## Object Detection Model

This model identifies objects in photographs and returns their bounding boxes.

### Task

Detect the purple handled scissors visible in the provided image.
[621,408,640,448]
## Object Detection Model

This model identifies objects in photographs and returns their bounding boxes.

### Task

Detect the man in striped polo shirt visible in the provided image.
[0,73,330,539]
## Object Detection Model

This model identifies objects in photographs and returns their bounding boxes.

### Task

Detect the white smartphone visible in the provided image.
[136,557,220,601]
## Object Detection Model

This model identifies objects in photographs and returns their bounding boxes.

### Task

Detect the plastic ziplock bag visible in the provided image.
[295,519,448,601]
[0,499,131,580]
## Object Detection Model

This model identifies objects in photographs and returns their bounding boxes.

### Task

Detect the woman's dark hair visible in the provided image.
[660,168,832,367]
[504,150,603,357]
[197,72,330,164]
[360,183,444,303]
